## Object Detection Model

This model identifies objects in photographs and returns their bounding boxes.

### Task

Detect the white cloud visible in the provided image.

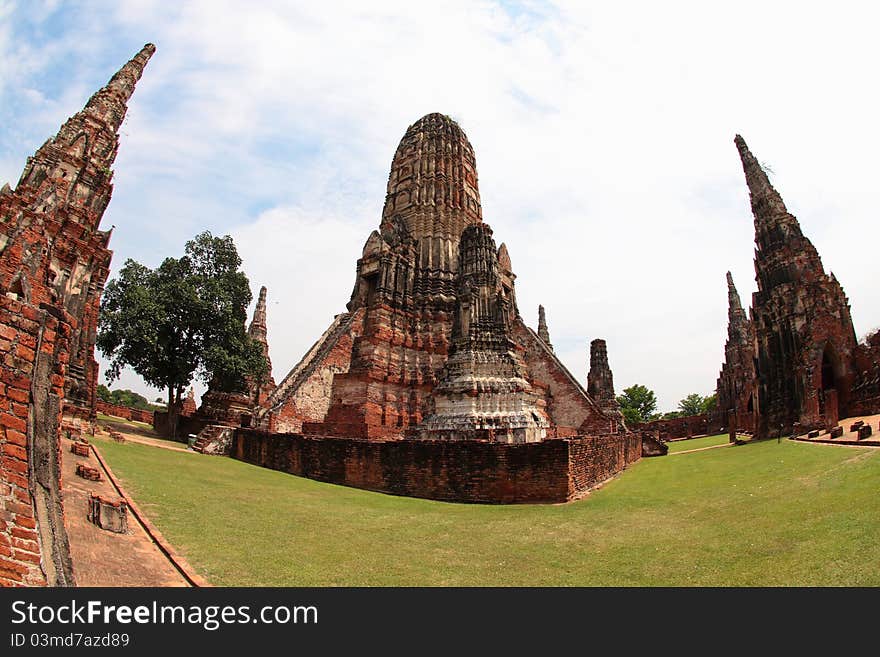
[9,1,880,411]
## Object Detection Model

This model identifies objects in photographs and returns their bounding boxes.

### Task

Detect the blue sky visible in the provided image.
[2,0,879,412]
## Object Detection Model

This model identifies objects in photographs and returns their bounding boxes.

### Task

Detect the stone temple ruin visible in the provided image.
[0,45,154,585]
[227,113,642,502]
[713,135,880,438]
[254,114,624,441]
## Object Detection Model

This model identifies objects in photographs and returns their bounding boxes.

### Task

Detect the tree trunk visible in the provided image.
[167,386,180,440]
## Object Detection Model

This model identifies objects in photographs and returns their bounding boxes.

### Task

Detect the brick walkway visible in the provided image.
[792,413,880,447]
[60,429,205,586]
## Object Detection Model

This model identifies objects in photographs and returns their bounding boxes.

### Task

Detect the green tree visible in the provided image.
[617,384,658,425]
[677,392,718,417]
[97,231,266,437]
[678,393,706,416]
[701,393,717,414]
[97,384,112,403]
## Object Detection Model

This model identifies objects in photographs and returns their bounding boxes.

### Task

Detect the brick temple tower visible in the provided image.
[0,43,155,427]
[260,113,617,440]
[247,285,276,407]
[413,224,549,442]
[537,305,552,350]
[713,271,757,433]
[0,44,154,585]
[587,339,624,429]
[732,135,859,436]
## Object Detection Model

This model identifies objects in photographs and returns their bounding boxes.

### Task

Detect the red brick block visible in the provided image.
[20,305,41,322]
[5,501,32,517]
[1,372,31,390]
[0,559,28,580]
[11,537,38,553]
[5,472,29,490]
[14,344,35,362]
[6,388,28,403]
[11,402,28,418]
[70,442,90,457]
[12,549,41,565]
[0,412,27,432]
[1,456,28,475]
[5,429,27,447]
[2,443,27,461]
[15,515,36,530]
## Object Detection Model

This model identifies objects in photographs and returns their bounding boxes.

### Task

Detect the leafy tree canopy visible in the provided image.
[97,231,266,434]
[616,384,658,425]
[96,385,161,411]
[677,392,718,417]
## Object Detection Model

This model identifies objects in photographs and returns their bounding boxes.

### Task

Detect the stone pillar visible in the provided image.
[823,388,839,432]
[728,409,737,443]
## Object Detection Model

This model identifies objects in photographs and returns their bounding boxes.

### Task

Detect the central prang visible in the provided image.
[260,113,625,442]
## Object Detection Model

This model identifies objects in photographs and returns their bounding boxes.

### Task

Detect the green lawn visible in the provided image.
[666,433,733,453]
[93,436,880,586]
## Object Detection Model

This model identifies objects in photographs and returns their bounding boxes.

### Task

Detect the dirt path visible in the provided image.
[61,433,193,586]
[668,442,733,456]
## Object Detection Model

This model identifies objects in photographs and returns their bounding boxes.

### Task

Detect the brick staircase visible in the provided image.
[191,425,234,455]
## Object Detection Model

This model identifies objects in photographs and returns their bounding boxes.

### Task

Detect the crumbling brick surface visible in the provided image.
[75,463,101,481]
[634,414,709,441]
[95,400,153,424]
[714,136,880,439]
[87,494,127,533]
[0,45,153,586]
[69,442,90,457]
[232,428,640,504]
[257,114,626,446]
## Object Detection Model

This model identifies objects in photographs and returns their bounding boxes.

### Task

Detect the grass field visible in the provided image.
[94,435,880,586]
[666,433,733,453]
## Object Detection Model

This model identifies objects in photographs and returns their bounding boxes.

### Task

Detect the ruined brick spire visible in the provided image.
[587,338,623,426]
[248,285,270,358]
[734,134,789,221]
[415,223,548,442]
[733,135,858,437]
[14,43,155,231]
[0,43,155,421]
[725,272,749,340]
[381,112,482,239]
[537,305,552,350]
[587,339,615,404]
[84,43,156,133]
[713,271,757,433]
[246,285,275,406]
[734,134,825,289]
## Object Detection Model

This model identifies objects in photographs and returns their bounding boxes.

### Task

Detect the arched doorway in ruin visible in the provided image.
[819,342,841,424]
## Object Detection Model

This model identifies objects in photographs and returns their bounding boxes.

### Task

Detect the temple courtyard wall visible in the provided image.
[231,429,641,504]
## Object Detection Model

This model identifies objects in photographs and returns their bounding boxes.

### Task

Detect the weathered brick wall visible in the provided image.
[261,311,361,434]
[0,296,73,586]
[568,432,641,495]
[152,411,209,442]
[95,400,153,424]
[851,332,880,416]
[635,414,709,440]
[232,429,641,504]
[512,321,614,434]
